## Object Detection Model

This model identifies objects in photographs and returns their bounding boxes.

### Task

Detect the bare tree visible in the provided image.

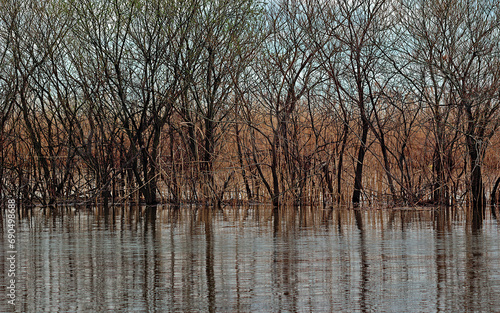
[5,0,78,206]
[247,0,323,206]
[400,0,500,221]
[320,0,394,207]
[0,0,18,201]
[174,0,263,205]
[71,0,192,205]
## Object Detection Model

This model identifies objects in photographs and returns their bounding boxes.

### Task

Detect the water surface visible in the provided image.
[2,206,500,312]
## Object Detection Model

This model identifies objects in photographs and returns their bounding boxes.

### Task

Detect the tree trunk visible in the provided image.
[203,117,215,204]
[467,138,485,226]
[490,176,500,219]
[271,134,281,207]
[337,123,349,205]
[352,120,369,208]
[236,124,252,200]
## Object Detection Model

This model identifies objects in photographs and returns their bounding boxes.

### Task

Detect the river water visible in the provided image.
[1,206,500,312]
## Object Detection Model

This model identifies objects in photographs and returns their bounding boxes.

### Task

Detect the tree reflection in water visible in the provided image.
[3,206,500,312]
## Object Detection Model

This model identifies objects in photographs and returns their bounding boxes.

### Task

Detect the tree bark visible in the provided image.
[352,119,370,208]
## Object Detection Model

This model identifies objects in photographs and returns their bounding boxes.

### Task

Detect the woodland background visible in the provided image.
[1,0,500,220]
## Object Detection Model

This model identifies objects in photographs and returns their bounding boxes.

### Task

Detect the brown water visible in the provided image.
[2,206,500,312]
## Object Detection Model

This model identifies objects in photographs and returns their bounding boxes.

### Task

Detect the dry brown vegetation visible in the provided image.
[1,0,500,227]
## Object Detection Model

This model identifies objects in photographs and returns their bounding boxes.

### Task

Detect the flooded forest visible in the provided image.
[3,0,500,312]
[1,0,500,223]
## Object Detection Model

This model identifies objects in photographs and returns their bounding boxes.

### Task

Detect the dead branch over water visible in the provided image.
[1,0,500,222]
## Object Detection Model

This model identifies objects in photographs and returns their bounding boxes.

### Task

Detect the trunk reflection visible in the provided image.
[3,206,500,312]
